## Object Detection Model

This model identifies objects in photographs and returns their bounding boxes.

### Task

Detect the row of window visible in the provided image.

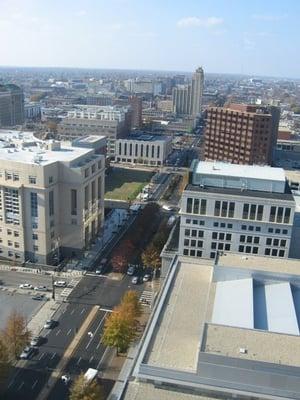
[183,239,203,248]
[212,232,232,241]
[186,198,207,215]
[241,225,261,232]
[84,160,102,178]
[265,248,285,257]
[213,222,233,229]
[214,201,235,218]
[238,245,259,254]
[211,242,231,251]
[240,235,260,244]
[5,174,54,185]
[184,229,204,238]
[0,249,21,258]
[185,219,205,226]
[183,249,203,257]
[266,238,287,247]
[118,142,161,159]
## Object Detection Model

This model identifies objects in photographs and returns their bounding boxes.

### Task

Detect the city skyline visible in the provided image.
[1,0,300,78]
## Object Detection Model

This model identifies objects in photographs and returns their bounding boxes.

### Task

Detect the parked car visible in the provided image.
[54,280,67,287]
[143,274,151,282]
[32,294,47,301]
[20,346,36,360]
[34,286,48,291]
[44,319,55,329]
[131,276,139,285]
[30,336,42,347]
[127,265,135,276]
[19,283,33,289]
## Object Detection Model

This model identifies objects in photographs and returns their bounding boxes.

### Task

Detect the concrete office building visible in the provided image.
[123,253,300,400]
[179,161,295,260]
[115,133,172,166]
[190,66,204,116]
[0,84,24,127]
[57,106,130,158]
[0,130,105,265]
[172,85,191,115]
[204,103,280,165]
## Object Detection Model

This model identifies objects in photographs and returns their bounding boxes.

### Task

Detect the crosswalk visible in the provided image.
[139,290,153,306]
[60,279,80,297]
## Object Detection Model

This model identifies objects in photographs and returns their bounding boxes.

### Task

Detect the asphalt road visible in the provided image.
[4,302,91,400]
[48,309,110,400]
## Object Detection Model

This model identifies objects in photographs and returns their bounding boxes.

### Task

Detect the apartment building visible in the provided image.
[0,130,105,265]
[115,133,172,166]
[57,106,130,158]
[179,161,295,260]
[0,84,24,126]
[204,103,280,165]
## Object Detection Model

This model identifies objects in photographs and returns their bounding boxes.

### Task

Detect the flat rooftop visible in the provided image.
[184,183,294,201]
[194,161,285,182]
[122,133,168,142]
[0,130,93,166]
[146,261,212,371]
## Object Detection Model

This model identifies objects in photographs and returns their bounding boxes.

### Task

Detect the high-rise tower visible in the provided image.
[190,67,204,116]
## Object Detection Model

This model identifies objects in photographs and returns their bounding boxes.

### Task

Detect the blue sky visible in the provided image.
[0,0,299,77]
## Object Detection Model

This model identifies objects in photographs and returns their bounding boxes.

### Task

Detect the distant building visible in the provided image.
[0,84,24,126]
[179,161,295,260]
[57,106,130,158]
[115,133,172,166]
[0,130,105,265]
[156,99,173,113]
[24,102,41,120]
[172,67,204,116]
[85,95,113,106]
[129,95,142,128]
[204,103,280,165]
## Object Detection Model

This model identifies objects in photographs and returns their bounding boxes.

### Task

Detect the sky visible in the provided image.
[0,0,300,78]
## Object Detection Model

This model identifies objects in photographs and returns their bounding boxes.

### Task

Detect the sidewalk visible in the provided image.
[27,298,63,336]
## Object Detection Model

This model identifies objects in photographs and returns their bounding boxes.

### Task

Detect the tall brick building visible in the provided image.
[204,104,280,165]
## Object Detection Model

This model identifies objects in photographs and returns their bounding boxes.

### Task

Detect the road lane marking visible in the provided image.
[17,381,24,391]
[50,352,56,359]
[99,308,113,313]
[70,308,75,315]
[76,356,82,365]
[80,307,86,315]
[38,352,45,360]
[32,380,38,389]
[8,379,14,388]
[96,341,101,350]
[44,330,50,336]
[89,356,94,364]
[85,313,107,350]
[67,328,72,336]
[55,329,61,336]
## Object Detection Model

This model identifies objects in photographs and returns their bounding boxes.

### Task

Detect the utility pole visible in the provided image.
[52,275,55,300]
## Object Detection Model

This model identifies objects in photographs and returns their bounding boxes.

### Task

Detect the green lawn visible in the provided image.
[105,168,153,201]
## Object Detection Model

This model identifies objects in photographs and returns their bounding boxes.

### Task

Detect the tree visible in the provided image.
[0,337,10,393]
[142,244,161,271]
[111,239,135,273]
[69,373,104,400]
[101,310,136,354]
[122,290,141,319]
[2,311,31,360]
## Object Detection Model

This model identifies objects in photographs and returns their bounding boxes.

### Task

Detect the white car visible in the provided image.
[20,346,35,360]
[34,285,48,291]
[19,283,33,289]
[61,374,71,384]
[54,280,67,287]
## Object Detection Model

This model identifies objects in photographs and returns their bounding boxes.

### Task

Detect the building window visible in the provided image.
[32,222,38,229]
[221,201,228,217]
[197,251,202,257]
[214,201,221,216]
[249,204,256,220]
[30,192,38,217]
[266,238,272,245]
[219,233,225,240]
[225,233,231,241]
[198,231,204,238]
[183,249,189,256]
[269,206,276,222]
[84,185,89,210]
[248,226,254,231]
[49,190,54,216]
[255,226,261,232]
[228,202,235,218]
[14,242,19,248]
[253,237,260,244]
[32,233,38,240]
[193,199,199,214]
[8,240,12,246]
[257,205,264,221]
[225,243,231,251]
[228,223,233,228]
[84,168,89,178]
[190,239,196,247]
[241,225,247,230]
[197,240,203,248]
[91,164,96,174]
[184,239,189,246]
[186,198,193,213]
[240,235,245,243]
[186,219,191,224]
[276,207,283,223]
[7,229,12,235]
[200,199,207,215]
[252,247,258,254]
[212,232,218,239]
[245,246,251,253]
[71,189,77,216]
[271,248,278,256]
[190,250,196,257]
[13,174,19,181]
[273,238,279,246]
[243,204,249,219]
[14,231,19,237]
[33,245,39,251]
[210,252,216,259]
[268,228,273,233]
[49,176,53,184]
[213,222,218,227]
[191,230,197,237]
[279,250,285,257]
[29,176,37,184]
[98,177,102,199]
[184,229,190,236]
[220,223,226,228]
[282,229,288,235]
[284,208,291,224]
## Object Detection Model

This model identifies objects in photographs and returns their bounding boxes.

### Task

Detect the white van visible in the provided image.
[84,368,98,383]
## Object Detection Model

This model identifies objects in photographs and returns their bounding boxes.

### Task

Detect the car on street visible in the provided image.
[20,346,36,360]
[32,294,47,301]
[61,374,71,384]
[30,336,42,346]
[127,265,135,276]
[34,285,48,291]
[19,283,33,289]
[54,280,67,287]
[143,274,151,282]
[131,276,139,285]
[44,319,55,329]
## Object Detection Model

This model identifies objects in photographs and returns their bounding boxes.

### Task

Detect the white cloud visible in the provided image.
[252,14,287,21]
[177,16,223,29]
[75,10,87,17]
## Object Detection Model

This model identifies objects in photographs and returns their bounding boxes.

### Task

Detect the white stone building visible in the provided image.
[179,161,295,260]
[0,130,105,265]
[115,134,172,166]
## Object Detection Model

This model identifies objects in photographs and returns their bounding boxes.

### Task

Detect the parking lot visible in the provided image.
[0,291,43,330]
